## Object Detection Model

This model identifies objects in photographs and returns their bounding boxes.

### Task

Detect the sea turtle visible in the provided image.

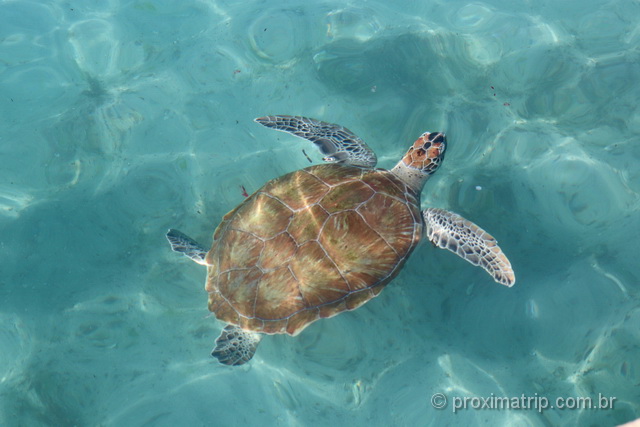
[167,115,515,366]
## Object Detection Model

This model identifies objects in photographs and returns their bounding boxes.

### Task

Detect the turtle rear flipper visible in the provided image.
[423,208,515,287]
[166,229,208,266]
[212,325,263,366]
[255,115,377,168]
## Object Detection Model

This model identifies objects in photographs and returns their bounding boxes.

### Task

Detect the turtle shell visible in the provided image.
[205,164,422,336]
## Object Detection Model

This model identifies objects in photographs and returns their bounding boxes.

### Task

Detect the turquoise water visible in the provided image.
[1,0,639,425]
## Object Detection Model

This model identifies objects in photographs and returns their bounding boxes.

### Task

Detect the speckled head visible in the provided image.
[402,132,447,174]
[390,131,447,193]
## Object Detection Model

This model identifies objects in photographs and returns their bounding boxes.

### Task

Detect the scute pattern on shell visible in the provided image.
[205,164,422,336]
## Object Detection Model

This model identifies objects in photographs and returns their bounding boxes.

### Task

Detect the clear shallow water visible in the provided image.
[1,0,639,425]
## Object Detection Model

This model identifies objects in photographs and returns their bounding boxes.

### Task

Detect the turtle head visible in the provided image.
[391,131,447,192]
[402,132,447,174]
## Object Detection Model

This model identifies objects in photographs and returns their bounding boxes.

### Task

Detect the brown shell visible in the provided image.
[205,164,422,336]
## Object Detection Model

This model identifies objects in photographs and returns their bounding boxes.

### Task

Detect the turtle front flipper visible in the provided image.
[212,325,263,366]
[255,115,377,168]
[423,208,515,287]
[166,229,208,266]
